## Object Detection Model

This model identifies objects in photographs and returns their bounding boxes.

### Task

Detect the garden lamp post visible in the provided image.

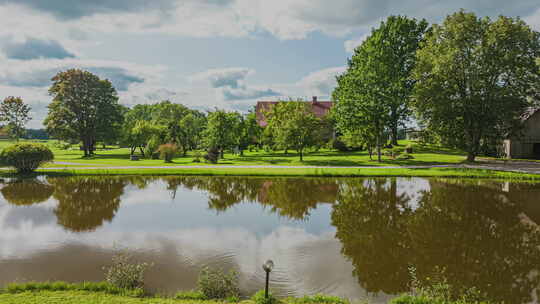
[262,260,274,299]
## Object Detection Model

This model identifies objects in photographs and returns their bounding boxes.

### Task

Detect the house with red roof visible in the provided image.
[255,96,333,127]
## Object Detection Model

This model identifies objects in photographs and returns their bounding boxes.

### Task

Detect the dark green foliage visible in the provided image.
[412,10,540,161]
[45,69,123,157]
[197,267,239,299]
[330,138,349,152]
[0,143,54,173]
[251,290,278,304]
[204,147,220,164]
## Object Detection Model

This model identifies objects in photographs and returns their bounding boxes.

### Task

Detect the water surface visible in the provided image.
[0,176,539,304]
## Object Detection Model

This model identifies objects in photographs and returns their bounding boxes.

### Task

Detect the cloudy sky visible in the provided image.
[0,1,539,128]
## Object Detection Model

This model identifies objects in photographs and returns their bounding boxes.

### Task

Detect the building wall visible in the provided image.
[507,111,540,159]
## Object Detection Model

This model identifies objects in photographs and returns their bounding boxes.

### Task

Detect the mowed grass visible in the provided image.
[0,139,466,168]
[0,291,227,304]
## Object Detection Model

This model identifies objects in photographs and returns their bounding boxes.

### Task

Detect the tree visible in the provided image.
[125,120,162,156]
[333,16,428,154]
[45,69,123,157]
[0,96,31,141]
[412,11,540,161]
[266,101,322,161]
[203,110,237,159]
[177,112,206,156]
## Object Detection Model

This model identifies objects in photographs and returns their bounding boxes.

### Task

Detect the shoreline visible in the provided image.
[1,166,539,180]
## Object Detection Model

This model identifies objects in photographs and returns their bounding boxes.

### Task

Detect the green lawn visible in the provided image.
[0,291,225,304]
[0,139,466,168]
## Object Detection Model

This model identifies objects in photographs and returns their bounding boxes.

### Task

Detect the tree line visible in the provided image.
[1,10,539,162]
[333,10,540,162]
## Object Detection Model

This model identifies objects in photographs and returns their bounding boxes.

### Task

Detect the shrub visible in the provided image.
[252,289,278,304]
[53,141,71,150]
[103,251,151,290]
[157,143,178,163]
[288,294,348,304]
[0,143,54,173]
[192,151,202,163]
[330,138,349,152]
[204,147,220,164]
[197,267,239,299]
[145,137,160,159]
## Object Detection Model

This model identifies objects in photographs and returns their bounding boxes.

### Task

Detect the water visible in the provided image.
[0,176,539,303]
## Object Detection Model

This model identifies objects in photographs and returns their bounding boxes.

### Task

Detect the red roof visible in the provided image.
[255,99,333,127]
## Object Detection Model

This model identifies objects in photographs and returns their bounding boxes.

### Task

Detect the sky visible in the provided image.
[0,1,539,128]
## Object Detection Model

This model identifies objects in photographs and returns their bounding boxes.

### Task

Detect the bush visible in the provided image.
[145,137,160,159]
[204,147,220,164]
[330,138,349,152]
[197,267,239,299]
[103,251,151,290]
[288,294,348,304]
[0,143,54,173]
[53,141,71,150]
[252,290,278,304]
[192,151,202,163]
[157,143,178,163]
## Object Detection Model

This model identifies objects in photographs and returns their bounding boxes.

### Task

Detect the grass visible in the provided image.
[1,139,539,179]
[0,282,490,304]
[0,139,466,168]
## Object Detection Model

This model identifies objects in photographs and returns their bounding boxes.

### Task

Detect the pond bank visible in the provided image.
[1,166,540,180]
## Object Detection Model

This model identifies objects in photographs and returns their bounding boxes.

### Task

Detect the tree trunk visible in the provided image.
[139,146,146,157]
[391,125,399,146]
[130,147,136,156]
[376,134,382,162]
[467,152,476,162]
[220,148,224,159]
[299,149,303,161]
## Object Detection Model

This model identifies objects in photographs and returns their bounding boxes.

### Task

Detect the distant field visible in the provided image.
[0,139,467,168]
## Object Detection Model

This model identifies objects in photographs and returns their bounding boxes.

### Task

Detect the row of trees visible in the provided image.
[333,10,540,161]
[38,69,332,161]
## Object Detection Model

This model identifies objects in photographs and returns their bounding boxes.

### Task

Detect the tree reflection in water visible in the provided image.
[3,176,540,302]
[1,178,54,206]
[47,177,127,232]
[165,176,338,219]
[332,178,540,304]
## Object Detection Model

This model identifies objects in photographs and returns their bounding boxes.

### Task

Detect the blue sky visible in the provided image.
[0,0,539,128]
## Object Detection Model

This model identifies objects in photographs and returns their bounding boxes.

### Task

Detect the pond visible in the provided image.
[0,176,539,303]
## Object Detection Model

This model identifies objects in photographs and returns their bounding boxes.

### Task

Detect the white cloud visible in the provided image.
[190,67,254,88]
[524,8,540,31]
[297,66,346,97]
[344,33,369,53]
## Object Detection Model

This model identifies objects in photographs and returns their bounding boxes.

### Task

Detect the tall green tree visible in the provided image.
[412,10,540,161]
[45,69,123,157]
[266,101,322,161]
[177,112,206,156]
[203,109,237,159]
[0,96,31,141]
[333,16,428,155]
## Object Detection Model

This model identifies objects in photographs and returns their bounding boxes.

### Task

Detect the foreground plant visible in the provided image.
[197,267,239,299]
[103,251,151,290]
[0,143,54,173]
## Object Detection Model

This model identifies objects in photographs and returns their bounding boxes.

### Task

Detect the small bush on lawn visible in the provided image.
[252,289,279,304]
[103,251,151,290]
[0,143,54,173]
[192,151,202,163]
[157,143,178,163]
[197,267,239,299]
[175,290,206,300]
[330,138,349,152]
[204,147,220,164]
